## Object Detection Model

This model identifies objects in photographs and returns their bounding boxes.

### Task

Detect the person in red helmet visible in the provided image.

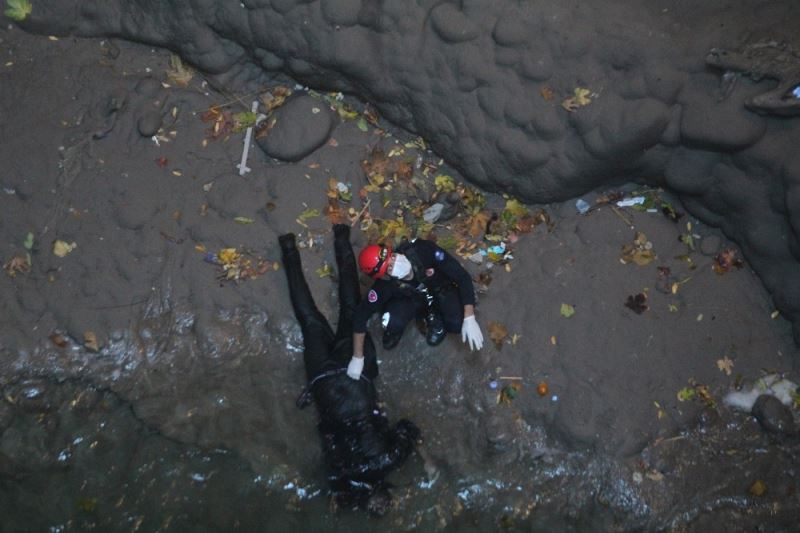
[346,238,484,380]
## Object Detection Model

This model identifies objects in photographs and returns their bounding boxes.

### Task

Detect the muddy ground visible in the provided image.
[1,26,799,531]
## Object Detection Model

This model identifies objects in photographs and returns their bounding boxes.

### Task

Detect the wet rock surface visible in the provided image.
[1,8,800,532]
[17,0,800,342]
[752,395,796,436]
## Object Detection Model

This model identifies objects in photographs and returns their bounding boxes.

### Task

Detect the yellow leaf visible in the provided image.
[434,174,456,192]
[218,248,239,265]
[84,331,99,352]
[166,54,194,87]
[749,480,766,497]
[53,240,77,257]
[504,198,529,218]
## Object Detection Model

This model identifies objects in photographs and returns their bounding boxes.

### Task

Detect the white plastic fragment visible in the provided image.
[423,203,444,223]
[616,196,646,207]
[237,101,259,176]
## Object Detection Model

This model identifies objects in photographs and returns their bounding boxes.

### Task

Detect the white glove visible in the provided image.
[461,315,483,351]
[347,356,364,380]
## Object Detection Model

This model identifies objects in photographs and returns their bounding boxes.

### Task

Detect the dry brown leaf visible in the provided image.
[3,255,30,277]
[49,333,68,348]
[468,212,491,238]
[716,356,734,376]
[488,321,509,350]
[540,86,555,101]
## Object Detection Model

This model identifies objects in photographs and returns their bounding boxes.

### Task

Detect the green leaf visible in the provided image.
[234,216,254,225]
[297,208,321,222]
[434,174,456,193]
[676,387,695,402]
[5,0,32,21]
[316,263,332,278]
[560,303,575,318]
[356,117,368,132]
[23,232,34,250]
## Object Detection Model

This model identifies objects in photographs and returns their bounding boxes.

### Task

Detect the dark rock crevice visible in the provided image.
[17,0,800,342]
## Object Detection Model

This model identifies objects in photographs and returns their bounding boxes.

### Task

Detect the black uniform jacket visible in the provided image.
[353,239,476,334]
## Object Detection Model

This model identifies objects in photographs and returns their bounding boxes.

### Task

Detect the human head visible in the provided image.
[358,244,392,279]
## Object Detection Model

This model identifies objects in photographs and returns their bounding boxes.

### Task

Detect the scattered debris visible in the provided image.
[203,247,273,282]
[498,382,522,405]
[237,101,261,175]
[620,232,655,266]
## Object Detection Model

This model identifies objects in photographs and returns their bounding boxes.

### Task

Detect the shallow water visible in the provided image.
[2,309,798,531]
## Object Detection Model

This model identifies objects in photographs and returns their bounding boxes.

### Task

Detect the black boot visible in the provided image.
[333,223,350,240]
[425,311,446,346]
[382,330,403,350]
[279,233,296,251]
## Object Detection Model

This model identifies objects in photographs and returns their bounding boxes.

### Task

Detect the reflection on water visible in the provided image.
[1,308,798,531]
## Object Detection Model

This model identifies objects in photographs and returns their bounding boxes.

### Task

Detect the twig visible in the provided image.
[610,205,634,227]
[499,376,523,380]
[351,198,372,227]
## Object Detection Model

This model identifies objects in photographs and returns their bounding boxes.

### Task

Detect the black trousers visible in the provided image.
[281,227,378,382]
[384,285,464,336]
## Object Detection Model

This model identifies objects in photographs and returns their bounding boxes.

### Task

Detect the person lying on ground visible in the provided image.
[279,224,420,514]
[346,238,484,380]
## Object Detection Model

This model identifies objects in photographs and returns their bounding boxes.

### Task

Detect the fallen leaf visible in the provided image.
[716,356,734,376]
[297,208,321,223]
[356,117,369,132]
[234,216,255,225]
[676,387,695,402]
[771,310,780,319]
[561,87,592,112]
[259,86,292,113]
[49,333,68,348]
[540,86,555,101]
[3,255,30,277]
[749,480,767,497]
[488,321,509,350]
[550,335,557,345]
[653,401,666,420]
[23,232,34,250]
[645,470,664,481]
[53,240,77,257]
[537,382,548,396]
[5,0,32,21]
[166,54,194,87]
[316,263,332,278]
[84,331,99,352]
[712,249,744,275]
[625,293,649,314]
[560,303,575,318]
[434,174,456,193]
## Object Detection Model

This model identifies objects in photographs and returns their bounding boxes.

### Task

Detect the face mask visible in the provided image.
[390,254,412,279]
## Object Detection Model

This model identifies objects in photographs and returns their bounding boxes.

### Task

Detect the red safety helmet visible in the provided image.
[358,244,392,279]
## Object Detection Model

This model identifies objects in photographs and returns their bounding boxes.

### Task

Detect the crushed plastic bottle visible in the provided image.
[575,198,590,214]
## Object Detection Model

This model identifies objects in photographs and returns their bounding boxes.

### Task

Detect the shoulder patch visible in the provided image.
[367,289,378,303]
[434,249,445,261]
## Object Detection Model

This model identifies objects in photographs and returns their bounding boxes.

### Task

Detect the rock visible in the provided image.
[752,394,796,435]
[137,110,162,137]
[256,94,334,162]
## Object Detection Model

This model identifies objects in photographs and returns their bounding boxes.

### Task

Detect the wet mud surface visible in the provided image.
[1,27,799,531]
